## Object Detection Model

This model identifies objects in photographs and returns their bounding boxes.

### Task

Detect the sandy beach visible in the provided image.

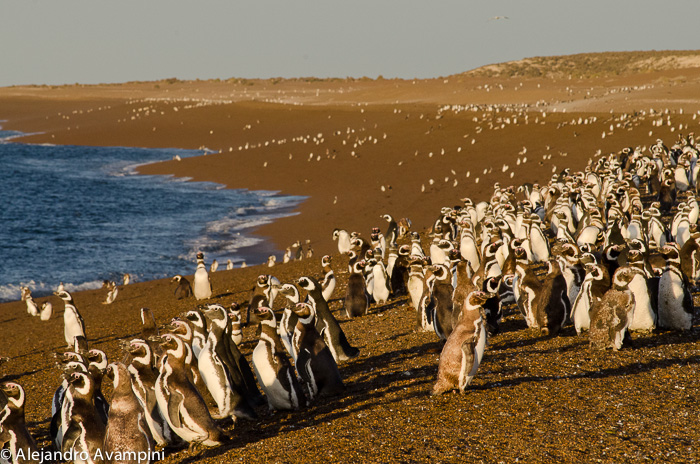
[2,52,700,462]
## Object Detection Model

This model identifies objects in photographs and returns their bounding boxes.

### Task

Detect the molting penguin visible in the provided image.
[155,334,224,448]
[193,252,213,300]
[291,303,345,401]
[103,362,155,461]
[432,291,489,395]
[589,267,636,351]
[657,243,694,330]
[171,275,193,300]
[297,276,360,362]
[251,307,307,411]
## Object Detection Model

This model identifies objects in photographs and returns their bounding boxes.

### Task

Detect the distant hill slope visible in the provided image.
[463,50,700,79]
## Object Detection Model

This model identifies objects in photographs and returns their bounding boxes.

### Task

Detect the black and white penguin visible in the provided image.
[171,275,193,300]
[589,267,636,351]
[0,381,39,461]
[389,245,410,298]
[251,306,307,411]
[40,301,53,321]
[228,302,243,346]
[59,371,107,461]
[381,214,399,248]
[25,295,39,317]
[320,255,336,302]
[210,259,219,273]
[125,339,173,448]
[432,291,489,395]
[297,276,360,362]
[102,280,119,305]
[513,247,541,329]
[277,283,301,359]
[199,305,260,421]
[184,309,208,359]
[533,260,570,336]
[193,252,213,300]
[103,362,155,460]
[54,290,86,347]
[657,243,694,330]
[155,334,224,447]
[291,303,345,401]
[570,263,610,335]
[369,258,391,304]
[407,258,426,311]
[332,229,352,254]
[623,250,657,333]
[429,264,455,341]
[345,260,370,318]
[680,226,700,284]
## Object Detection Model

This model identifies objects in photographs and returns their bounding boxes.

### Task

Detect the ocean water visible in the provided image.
[0,130,305,302]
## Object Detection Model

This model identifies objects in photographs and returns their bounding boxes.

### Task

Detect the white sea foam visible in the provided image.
[0,279,103,302]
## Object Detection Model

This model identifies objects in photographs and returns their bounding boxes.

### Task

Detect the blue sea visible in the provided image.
[0,130,305,302]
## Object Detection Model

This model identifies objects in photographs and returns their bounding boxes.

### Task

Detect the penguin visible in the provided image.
[197,305,258,421]
[246,274,280,326]
[251,306,307,411]
[155,334,224,448]
[320,255,336,302]
[570,263,610,335]
[54,291,86,347]
[171,275,193,300]
[103,363,155,461]
[407,258,426,311]
[25,295,39,317]
[381,214,399,248]
[139,307,158,341]
[657,243,694,330]
[432,291,489,395]
[291,303,345,401]
[102,280,118,305]
[60,371,107,461]
[553,242,586,309]
[429,264,455,341]
[283,248,292,264]
[267,255,277,267]
[183,309,208,359]
[193,251,213,300]
[277,283,301,359]
[40,301,53,321]
[125,339,173,448]
[389,245,410,298]
[122,273,131,285]
[369,258,391,304]
[529,216,551,262]
[623,251,657,333]
[0,381,39,462]
[210,259,219,273]
[226,259,234,270]
[345,260,370,318]
[297,276,360,362]
[409,232,425,259]
[332,229,352,254]
[416,266,436,333]
[680,226,700,284]
[589,267,636,351]
[228,302,243,346]
[451,257,478,328]
[532,260,570,336]
[513,247,541,329]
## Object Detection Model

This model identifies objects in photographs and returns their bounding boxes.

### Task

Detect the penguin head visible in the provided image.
[253,306,276,325]
[86,349,108,372]
[159,333,185,359]
[203,304,228,327]
[660,243,681,262]
[612,268,635,289]
[467,290,491,307]
[0,382,25,409]
[53,290,73,302]
[54,351,86,369]
[126,339,152,364]
[278,284,300,303]
[67,371,93,396]
[171,275,182,283]
[292,302,313,318]
[297,276,318,292]
[184,309,207,331]
[104,362,130,390]
[322,255,332,267]
[167,318,192,340]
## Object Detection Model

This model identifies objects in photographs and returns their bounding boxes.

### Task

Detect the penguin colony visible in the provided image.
[2,134,699,462]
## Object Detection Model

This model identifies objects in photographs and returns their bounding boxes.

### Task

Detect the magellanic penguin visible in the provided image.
[297,276,360,362]
[251,306,307,411]
[407,257,426,311]
[622,250,657,333]
[228,302,243,346]
[428,264,455,341]
[332,229,352,254]
[125,339,173,448]
[102,280,118,305]
[345,260,370,318]
[277,283,301,359]
[680,226,700,284]
[389,245,411,298]
[320,255,336,302]
[657,243,694,330]
[54,291,86,347]
[432,291,489,395]
[193,251,213,300]
[0,381,39,461]
[103,362,155,460]
[40,301,53,321]
[171,275,193,300]
[570,263,610,335]
[155,334,224,448]
[291,303,345,402]
[25,295,39,317]
[532,260,570,336]
[369,258,391,304]
[589,267,636,351]
[60,371,107,462]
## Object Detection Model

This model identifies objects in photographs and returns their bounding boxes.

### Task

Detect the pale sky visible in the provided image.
[2,0,699,87]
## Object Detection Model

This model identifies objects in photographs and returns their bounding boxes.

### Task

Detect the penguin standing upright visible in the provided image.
[60,371,107,462]
[0,381,39,461]
[533,260,570,336]
[103,363,155,460]
[155,334,223,447]
[171,275,193,300]
[54,291,86,347]
[40,301,53,321]
[570,263,610,335]
[382,214,399,248]
[407,258,426,311]
[389,245,410,298]
[589,268,636,351]
[657,243,694,330]
[320,255,336,302]
[429,265,455,341]
[345,260,370,318]
[369,258,391,304]
[277,283,301,359]
[332,229,352,254]
[228,302,243,346]
[291,303,345,401]
[432,291,489,395]
[193,252,213,300]
[297,276,360,362]
[251,307,307,411]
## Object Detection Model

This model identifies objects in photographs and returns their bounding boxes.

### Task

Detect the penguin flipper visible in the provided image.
[458,338,477,392]
[60,424,81,453]
[167,389,185,429]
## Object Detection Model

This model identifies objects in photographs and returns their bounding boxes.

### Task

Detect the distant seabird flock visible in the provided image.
[2,132,698,462]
